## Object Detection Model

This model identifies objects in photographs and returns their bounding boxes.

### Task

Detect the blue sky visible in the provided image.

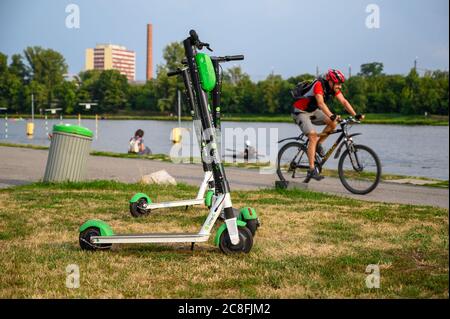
[0,0,448,81]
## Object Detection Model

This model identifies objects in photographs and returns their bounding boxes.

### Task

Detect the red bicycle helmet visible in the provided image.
[326,69,345,83]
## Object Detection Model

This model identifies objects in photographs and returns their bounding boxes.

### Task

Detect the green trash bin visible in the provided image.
[43,124,93,182]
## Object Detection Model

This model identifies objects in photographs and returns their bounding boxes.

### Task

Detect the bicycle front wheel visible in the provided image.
[338,144,381,195]
[277,142,311,182]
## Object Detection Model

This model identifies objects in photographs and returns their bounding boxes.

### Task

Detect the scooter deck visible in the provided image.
[91,233,210,244]
[145,198,204,210]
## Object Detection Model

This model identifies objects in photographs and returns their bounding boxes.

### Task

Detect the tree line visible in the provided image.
[0,43,448,116]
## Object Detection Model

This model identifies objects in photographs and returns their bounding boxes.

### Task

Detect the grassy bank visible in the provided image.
[1,142,448,188]
[0,180,448,298]
[225,113,449,126]
[7,113,449,126]
[319,168,449,189]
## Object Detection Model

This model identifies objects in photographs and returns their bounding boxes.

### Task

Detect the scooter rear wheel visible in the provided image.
[219,226,253,254]
[129,198,150,217]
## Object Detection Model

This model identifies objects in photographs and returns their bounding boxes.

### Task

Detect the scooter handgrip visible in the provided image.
[226,55,244,61]
[167,69,181,77]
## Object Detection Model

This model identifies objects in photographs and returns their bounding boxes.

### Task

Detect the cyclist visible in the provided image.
[291,69,364,182]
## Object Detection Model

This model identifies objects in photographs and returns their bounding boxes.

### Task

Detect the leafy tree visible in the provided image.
[254,74,287,114]
[161,42,185,72]
[359,62,384,77]
[94,70,129,113]
[55,80,77,114]
[23,46,68,108]
[0,53,9,109]
[154,71,178,113]
[1,46,449,116]
[225,66,248,85]
[77,70,101,105]
[401,68,421,114]
[0,52,25,112]
[221,66,256,113]
[344,76,368,113]
[286,74,316,86]
[153,43,186,114]
[9,54,29,82]
[129,80,158,112]
[28,80,47,114]
[0,52,8,74]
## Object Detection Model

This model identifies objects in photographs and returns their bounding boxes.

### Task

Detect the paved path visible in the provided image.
[0,146,448,209]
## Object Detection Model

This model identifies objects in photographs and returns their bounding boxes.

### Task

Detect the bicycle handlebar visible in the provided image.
[338,117,360,125]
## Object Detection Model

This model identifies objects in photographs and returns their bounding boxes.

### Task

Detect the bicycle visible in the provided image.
[276,117,382,195]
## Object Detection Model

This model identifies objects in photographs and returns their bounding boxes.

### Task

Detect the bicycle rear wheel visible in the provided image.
[277,142,311,182]
[338,144,381,194]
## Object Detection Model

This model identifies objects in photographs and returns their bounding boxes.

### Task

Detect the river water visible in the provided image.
[1,118,448,180]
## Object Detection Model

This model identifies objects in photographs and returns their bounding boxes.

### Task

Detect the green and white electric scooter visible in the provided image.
[128,65,216,217]
[128,50,246,218]
[79,30,260,254]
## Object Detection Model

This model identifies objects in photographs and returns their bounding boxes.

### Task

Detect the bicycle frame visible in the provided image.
[281,119,362,171]
[315,122,362,168]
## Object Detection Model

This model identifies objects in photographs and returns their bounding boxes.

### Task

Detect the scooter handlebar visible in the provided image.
[211,55,245,63]
[188,29,213,51]
[189,29,199,43]
[167,69,182,77]
[225,55,244,61]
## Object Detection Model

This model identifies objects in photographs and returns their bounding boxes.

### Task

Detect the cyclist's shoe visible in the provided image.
[316,143,326,158]
[303,167,324,183]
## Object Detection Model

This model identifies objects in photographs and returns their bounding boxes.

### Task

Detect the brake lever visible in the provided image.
[203,43,213,52]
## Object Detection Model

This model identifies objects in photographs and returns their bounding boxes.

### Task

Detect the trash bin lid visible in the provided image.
[53,124,93,138]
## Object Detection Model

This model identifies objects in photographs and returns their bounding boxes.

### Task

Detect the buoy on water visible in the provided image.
[26,122,34,136]
[171,127,183,144]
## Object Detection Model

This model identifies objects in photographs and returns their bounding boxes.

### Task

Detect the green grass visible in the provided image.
[90,151,172,162]
[319,168,449,188]
[0,180,448,298]
[7,112,449,125]
[362,113,448,126]
[0,142,49,151]
[426,180,449,188]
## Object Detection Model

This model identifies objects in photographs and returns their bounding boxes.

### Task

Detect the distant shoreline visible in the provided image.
[5,113,448,126]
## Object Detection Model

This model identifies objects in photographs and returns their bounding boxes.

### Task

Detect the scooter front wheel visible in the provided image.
[79,227,111,251]
[219,226,253,254]
[129,198,150,217]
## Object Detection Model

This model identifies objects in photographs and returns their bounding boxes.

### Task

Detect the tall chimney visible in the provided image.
[146,24,153,81]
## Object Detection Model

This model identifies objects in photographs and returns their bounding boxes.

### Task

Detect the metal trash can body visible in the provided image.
[43,124,93,182]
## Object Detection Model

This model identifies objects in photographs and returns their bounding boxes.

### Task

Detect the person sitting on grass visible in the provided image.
[128,129,152,155]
